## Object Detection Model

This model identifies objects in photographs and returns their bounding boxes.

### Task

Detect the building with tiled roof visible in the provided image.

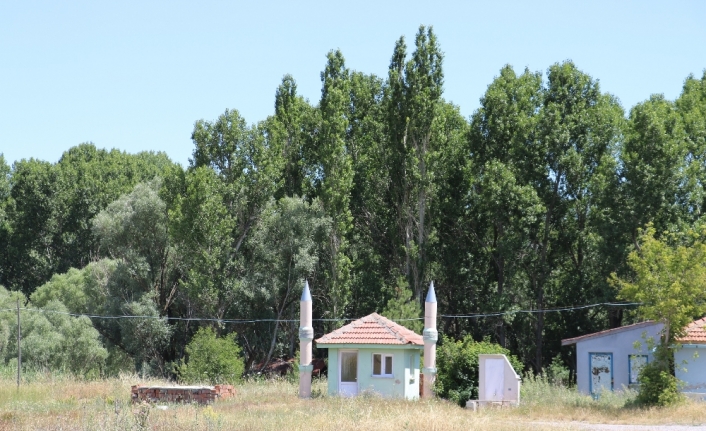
[675,317,706,394]
[310,283,439,400]
[315,313,423,346]
[316,312,426,399]
[676,317,706,344]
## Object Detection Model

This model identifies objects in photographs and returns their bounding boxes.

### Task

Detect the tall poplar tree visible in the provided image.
[317,50,354,320]
[385,25,444,301]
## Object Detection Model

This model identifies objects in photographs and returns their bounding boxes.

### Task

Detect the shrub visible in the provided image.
[635,346,682,406]
[435,335,522,406]
[544,355,570,387]
[176,327,244,385]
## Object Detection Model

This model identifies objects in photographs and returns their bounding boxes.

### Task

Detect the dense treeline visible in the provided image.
[1,26,705,377]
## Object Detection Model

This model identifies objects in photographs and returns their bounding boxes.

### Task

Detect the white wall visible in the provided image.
[675,345,706,393]
[478,354,520,403]
[574,323,663,394]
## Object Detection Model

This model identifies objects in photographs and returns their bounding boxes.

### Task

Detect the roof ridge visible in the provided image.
[373,313,406,343]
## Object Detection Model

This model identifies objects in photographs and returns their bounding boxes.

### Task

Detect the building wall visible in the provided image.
[324,347,421,399]
[675,345,706,393]
[574,323,663,394]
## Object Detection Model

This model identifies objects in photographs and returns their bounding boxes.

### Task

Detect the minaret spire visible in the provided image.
[422,281,438,398]
[299,280,314,398]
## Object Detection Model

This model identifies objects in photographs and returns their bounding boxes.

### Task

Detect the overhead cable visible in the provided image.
[0,301,641,324]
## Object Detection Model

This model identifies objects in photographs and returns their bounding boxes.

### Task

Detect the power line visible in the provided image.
[0,301,641,324]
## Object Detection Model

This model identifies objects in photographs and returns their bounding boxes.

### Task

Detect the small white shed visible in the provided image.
[675,317,706,394]
[561,321,664,395]
[315,313,424,400]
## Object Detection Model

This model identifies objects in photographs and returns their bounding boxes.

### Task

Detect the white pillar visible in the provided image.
[299,280,314,398]
[422,281,438,398]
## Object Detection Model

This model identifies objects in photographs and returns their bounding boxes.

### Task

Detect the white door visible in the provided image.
[590,353,613,396]
[339,351,358,396]
[484,358,505,401]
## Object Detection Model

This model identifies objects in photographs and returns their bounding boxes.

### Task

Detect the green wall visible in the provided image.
[324,346,422,399]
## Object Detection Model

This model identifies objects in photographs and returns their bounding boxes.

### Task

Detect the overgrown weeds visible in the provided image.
[0,373,704,430]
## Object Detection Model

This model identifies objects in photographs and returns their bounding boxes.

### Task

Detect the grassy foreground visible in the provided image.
[0,374,705,430]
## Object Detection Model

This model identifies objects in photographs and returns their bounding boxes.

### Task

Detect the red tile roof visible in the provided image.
[315,313,423,346]
[561,321,660,346]
[676,317,706,344]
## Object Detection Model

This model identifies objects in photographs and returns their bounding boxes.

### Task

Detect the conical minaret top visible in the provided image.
[301,280,312,301]
[425,281,436,303]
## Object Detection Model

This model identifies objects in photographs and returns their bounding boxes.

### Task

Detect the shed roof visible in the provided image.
[676,317,706,344]
[315,313,423,346]
[561,321,659,346]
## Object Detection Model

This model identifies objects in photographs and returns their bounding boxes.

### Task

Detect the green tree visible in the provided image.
[176,327,244,385]
[93,179,177,312]
[3,159,61,294]
[247,197,331,364]
[622,96,690,238]
[345,71,389,317]
[167,166,241,321]
[465,65,544,347]
[317,50,354,321]
[0,144,173,295]
[0,155,11,287]
[676,71,706,218]
[30,258,117,315]
[269,75,316,199]
[118,296,172,377]
[190,109,283,250]
[530,61,624,370]
[91,180,177,375]
[385,26,444,301]
[612,224,706,344]
[381,277,422,333]
[0,287,107,376]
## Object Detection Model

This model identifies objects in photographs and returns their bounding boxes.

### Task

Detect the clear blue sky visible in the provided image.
[1,1,704,167]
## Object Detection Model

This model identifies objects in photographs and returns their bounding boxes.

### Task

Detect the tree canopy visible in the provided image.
[0,28,705,379]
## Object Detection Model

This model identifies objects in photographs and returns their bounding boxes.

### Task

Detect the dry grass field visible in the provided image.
[0,373,705,430]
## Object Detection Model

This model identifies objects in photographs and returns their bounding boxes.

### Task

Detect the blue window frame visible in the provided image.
[628,354,648,385]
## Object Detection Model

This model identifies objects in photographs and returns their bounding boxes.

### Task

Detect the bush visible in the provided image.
[435,335,522,406]
[635,346,682,406]
[544,355,570,387]
[176,327,244,385]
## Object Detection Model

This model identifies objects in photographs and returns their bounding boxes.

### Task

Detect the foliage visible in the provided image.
[611,224,704,406]
[544,355,571,387]
[381,277,422,333]
[0,144,173,295]
[30,259,117,314]
[247,196,331,363]
[118,295,172,377]
[435,335,523,406]
[176,327,244,385]
[3,28,706,378]
[0,286,107,376]
[635,345,683,406]
[612,224,706,344]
